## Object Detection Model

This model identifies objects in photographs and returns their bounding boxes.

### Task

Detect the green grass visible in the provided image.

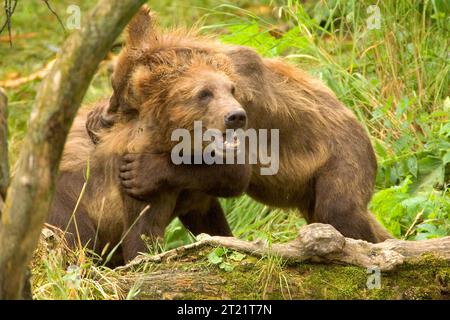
[1,0,449,299]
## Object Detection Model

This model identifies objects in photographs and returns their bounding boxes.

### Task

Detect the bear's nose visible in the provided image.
[224,109,247,129]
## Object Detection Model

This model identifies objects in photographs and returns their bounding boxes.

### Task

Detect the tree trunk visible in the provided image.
[0,0,146,299]
[0,87,8,203]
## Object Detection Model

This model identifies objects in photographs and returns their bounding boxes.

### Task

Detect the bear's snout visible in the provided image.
[224,109,247,129]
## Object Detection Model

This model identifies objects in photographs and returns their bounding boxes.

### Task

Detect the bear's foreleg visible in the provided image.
[119,152,251,200]
[178,197,232,237]
[121,192,178,262]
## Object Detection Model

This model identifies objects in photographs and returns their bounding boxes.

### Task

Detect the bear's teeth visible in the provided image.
[223,139,240,150]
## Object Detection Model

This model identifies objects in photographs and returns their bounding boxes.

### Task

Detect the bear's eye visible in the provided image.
[231,86,236,95]
[198,89,214,101]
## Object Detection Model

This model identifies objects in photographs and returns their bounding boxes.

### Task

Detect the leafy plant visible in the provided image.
[207,247,246,272]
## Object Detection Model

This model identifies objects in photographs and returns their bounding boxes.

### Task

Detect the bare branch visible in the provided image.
[0,0,18,47]
[0,0,146,299]
[41,0,66,33]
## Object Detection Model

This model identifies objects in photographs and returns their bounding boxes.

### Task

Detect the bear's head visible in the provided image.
[98,7,247,157]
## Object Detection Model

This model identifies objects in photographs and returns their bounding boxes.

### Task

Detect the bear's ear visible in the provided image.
[126,5,157,48]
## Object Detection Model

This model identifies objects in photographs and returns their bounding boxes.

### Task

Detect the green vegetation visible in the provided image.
[1,0,449,299]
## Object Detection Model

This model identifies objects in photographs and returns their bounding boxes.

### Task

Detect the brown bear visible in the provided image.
[89,6,392,243]
[48,8,251,265]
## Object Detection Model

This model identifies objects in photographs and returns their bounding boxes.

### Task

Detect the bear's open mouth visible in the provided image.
[213,131,241,154]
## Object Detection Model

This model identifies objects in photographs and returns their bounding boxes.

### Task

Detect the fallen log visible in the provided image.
[110,224,450,299]
[33,223,450,299]
[111,224,450,299]
[122,223,450,272]
[119,260,450,299]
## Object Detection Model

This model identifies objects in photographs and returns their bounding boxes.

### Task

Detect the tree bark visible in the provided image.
[0,0,146,299]
[0,87,8,203]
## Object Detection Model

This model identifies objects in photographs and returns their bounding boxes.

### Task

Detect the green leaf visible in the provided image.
[219,262,234,272]
[229,252,246,262]
[406,156,418,177]
[410,156,444,193]
[374,139,388,159]
[214,247,226,257]
[207,250,223,265]
[416,223,437,235]
[443,151,450,166]
[443,96,450,112]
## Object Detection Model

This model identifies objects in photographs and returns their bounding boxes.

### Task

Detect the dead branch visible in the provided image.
[0,60,55,88]
[0,53,116,89]
[0,32,37,42]
[122,223,450,272]
[0,0,146,299]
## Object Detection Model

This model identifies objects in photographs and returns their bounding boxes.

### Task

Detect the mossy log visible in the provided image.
[121,258,450,300]
[123,255,450,300]
[118,224,450,300]
[0,0,146,299]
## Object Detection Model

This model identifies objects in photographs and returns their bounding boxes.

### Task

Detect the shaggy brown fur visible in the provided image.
[88,6,392,244]
[48,8,251,265]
